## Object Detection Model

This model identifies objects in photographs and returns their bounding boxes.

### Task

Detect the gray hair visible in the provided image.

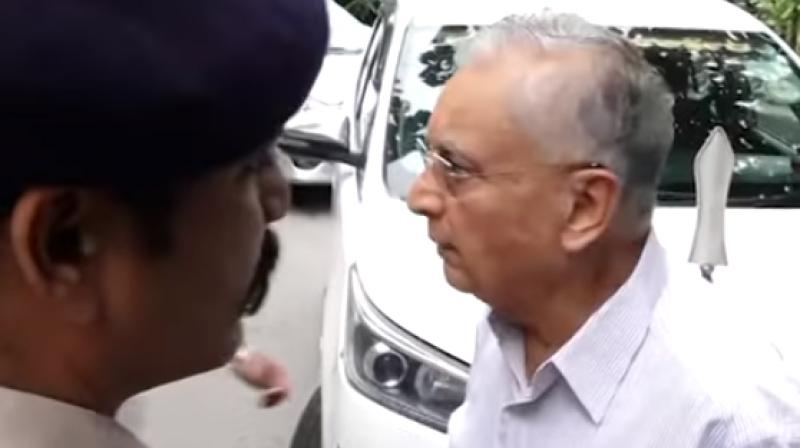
[457,13,675,228]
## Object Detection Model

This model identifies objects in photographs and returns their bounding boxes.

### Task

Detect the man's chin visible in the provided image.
[443,263,473,293]
[201,321,245,374]
[132,322,245,397]
[207,321,245,371]
[229,321,244,351]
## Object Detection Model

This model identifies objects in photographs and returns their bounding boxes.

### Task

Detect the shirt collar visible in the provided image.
[551,233,668,424]
[0,385,147,448]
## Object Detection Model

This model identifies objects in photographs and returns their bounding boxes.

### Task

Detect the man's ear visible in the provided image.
[9,188,100,323]
[561,169,622,253]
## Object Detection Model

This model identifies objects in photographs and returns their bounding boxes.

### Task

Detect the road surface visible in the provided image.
[119,189,335,448]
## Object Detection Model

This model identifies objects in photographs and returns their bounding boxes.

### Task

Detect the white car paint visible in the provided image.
[306,1,800,447]
[356,200,800,364]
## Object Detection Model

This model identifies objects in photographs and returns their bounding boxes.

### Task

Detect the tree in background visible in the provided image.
[335,0,381,25]
[337,0,800,51]
[729,0,800,49]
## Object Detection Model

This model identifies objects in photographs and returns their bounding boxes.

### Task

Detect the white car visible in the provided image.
[277,1,370,186]
[284,0,800,447]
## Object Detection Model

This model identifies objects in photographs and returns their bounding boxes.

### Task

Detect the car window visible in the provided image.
[385,25,800,207]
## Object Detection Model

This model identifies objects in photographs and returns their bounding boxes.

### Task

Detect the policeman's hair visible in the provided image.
[456,13,675,228]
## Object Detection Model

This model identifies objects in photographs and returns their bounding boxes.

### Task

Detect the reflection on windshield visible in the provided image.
[385,26,800,207]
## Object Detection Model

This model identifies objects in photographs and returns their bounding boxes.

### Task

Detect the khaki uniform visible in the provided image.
[0,386,146,448]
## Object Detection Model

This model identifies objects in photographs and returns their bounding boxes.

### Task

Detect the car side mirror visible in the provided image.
[277,128,365,168]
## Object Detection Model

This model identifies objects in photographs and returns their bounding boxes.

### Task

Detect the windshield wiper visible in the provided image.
[657,190,696,204]
[659,190,800,207]
[727,191,800,208]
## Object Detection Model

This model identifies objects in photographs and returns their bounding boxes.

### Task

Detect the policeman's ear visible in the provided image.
[561,167,622,253]
[9,188,101,323]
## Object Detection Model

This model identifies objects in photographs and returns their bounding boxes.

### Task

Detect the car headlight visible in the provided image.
[344,268,468,433]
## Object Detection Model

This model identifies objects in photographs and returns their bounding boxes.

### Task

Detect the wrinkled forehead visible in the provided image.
[427,58,526,148]
[432,47,608,157]
[514,49,614,148]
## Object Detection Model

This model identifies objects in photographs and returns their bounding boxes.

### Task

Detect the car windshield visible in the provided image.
[384,25,800,207]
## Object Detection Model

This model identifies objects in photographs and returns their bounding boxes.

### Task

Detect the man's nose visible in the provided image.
[259,167,290,223]
[407,169,445,218]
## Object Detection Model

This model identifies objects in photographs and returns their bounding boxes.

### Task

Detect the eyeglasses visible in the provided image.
[422,149,605,194]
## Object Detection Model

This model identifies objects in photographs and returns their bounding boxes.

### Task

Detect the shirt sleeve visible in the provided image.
[697,391,800,448]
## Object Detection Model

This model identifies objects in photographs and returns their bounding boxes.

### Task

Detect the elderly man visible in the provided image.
[408,13,800,447]
[0,0,327,446]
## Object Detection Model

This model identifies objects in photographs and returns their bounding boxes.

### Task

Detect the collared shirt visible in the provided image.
[449,234,800,448]
[0,386,147,448]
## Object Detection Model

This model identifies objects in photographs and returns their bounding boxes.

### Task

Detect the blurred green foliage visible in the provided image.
[335,0,800,51]
[335,0,381,25]
[731,0,800,49]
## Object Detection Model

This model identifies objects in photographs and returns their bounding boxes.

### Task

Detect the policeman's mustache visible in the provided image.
[240,229,280,317]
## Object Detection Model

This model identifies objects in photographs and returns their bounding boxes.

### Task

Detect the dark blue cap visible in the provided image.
[0,0,329,187]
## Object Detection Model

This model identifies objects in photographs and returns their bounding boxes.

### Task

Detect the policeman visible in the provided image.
[0,0,328,446]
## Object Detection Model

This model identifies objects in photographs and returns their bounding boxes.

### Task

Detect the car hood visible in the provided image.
[356,196,800,365]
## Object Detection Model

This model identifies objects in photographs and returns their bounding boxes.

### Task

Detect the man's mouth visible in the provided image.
[436,243,460,263]
[240,230,280,317]
[429,230,454,256]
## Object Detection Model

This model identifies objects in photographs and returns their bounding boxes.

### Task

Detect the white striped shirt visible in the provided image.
[449,235,800,447]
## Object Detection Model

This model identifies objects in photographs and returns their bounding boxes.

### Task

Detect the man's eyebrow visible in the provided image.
[434,139,480,169]
[432,139,462,157]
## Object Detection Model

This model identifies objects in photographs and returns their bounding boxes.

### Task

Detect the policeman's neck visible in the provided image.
[0,356,129,416]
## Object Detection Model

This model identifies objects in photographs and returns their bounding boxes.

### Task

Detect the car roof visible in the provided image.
[401,0,770,33]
